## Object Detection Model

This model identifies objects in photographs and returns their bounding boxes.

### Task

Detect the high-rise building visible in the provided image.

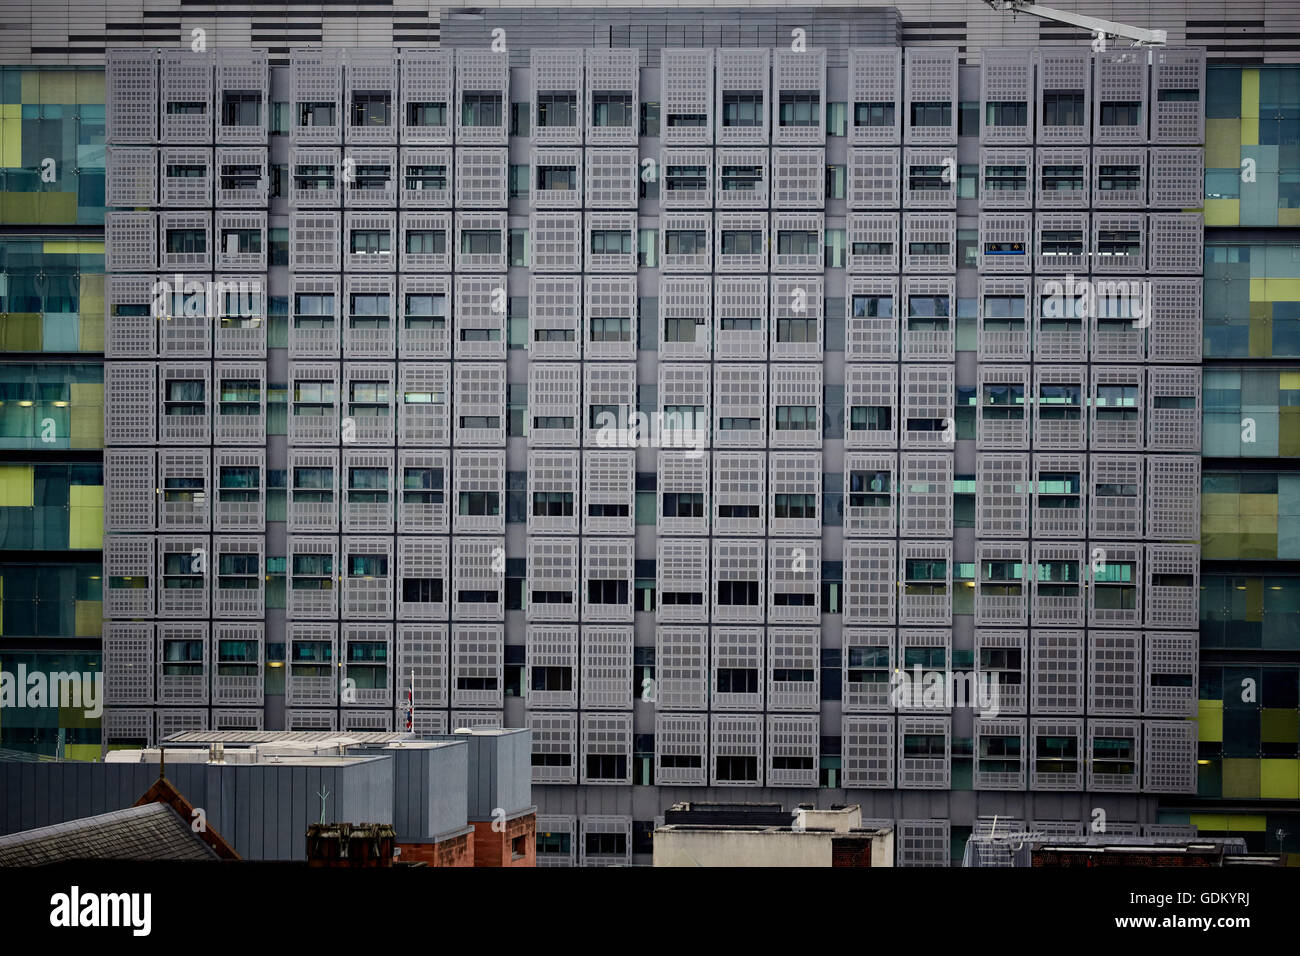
[1,2,1297,867]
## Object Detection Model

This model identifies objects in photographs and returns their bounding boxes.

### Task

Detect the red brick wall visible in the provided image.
[471,812,537,867]
[398,832,474,868]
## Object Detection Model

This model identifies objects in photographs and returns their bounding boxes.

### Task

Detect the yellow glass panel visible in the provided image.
[0,465,35,507]
[0,313,42,350]
[1241,69,1259,144]
[1261,708,1300,743]
[1260,760,1300,799]
[1198,700,1223,741]
[1205,119,1241,167]
[69,382,104,449]
[79,273,104,352]
[1240,494,1279,516]
[1189,813,1267,833]
[1221,758,1261,799]
[1251,277,1300,302]
[1246,577,1264,621]
[64,744,101,762]
[76,73,105,105]
[44,240,104,254]
[1203,198,1239,226]
[1281,208,1300,227]
[0,117,22,167]
[37,73,76,104]
[69,484,103,549]
[1200,493,1240,516]
[37,192,77,224]
[74,599,102,638]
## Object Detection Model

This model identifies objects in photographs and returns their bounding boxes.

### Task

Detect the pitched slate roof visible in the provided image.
[0,802,219,866]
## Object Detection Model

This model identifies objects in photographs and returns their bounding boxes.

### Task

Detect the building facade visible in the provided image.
[0,2,1296,867]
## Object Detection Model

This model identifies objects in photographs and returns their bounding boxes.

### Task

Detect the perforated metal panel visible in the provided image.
[843,540,897,624]
[765,627,819,710]
[901,216,956,277]
[214,49,267,145]
[712,451,765,536]
[451,537,505,621]
[108,49,158,144]
[714,147,769,209]
[526,535,579,622]
[156,449,209,531]
[105,448,155,533]
[848,47,901,144]
[1031,541,1085,626]
[771,149,826,208]
[709,713,764,786]
[396,622,449,709]
[578,625,633,709]
[901,364,954,450]
[1029,717,1084,790]
[291,49,343,144]
[158,362,211,444]
[213,446,265,530]
[900,452,952,538]
[454,147,508,208]
[975,541,1029,627]
[529,711,578,785]
[1034,49,1090,145]
[104,622,154,705]
[289,274,340,358]
[899,542,951,626]
[341,622,392,707]
[398,362,450,446]
[897,716,951,789]
[1147,278,1202,362]
[342,147,397,207]
[451,273,507,359]
[1143,718,1196,793]
[536,813,577,867]
[341,535,393,620]
[662,48,714,146]
[581,537,633,622]
[903,47,957,145]
[581,449,635,534]
[396,535,448,621]
[1148,147,1203,208]
[1145,455,1199,541]
[979,48,1033,145]
[341,361,395,444]
[770,276,823,361]
[977,366,1030,449]
[1035,211,1088,273]
[768,451,821,537]
[713,276,768,360]
[342,448,395,532]
[977,212,1031,274]
[451,622,504,708]
[529,276,582,361]
[287,449,338,533]
[530,146,582,210]
[1087,718,1142,792]
[400,49,453,145]
[585,48,639,146]
[1088,630,1143,716]
[105,362,158,446]
[716,49,771,146]
[526,624,578,710]
[710,364,765,450]
[526,449,580,536]
[655,625,708,712]
[105,275,158,358]
[397,449,450,535]
[285,710,338,732]
[714,211,767,275]
[1144,543,1198,628]
[584,147,639,209]
[105,212,158,273]
[1150,48,1205,144]
[843,452,897,537]
[661,211,712,274]
[288,147,340,208]
[767,543,819,623]
[344,211,397,274]
[660,147,712,210]
[656,538,709,624]
[109,146,159,207]
[580,815,632,866]
[103,708,155,748]
[392,150,451,214]
[288,537,338,619]
[344,49,398,146]
[1147,212,1203,274]
[974,717,1026,790]
[764,714,819,787]
[581,712,633,784]
[213,709,264,733]
[453,362,506,447]
[1146,366,1201,452]
[978,146,1032,209]
[287,622,337,707]
[291,211,342,272]
[1143,630,1197,718]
